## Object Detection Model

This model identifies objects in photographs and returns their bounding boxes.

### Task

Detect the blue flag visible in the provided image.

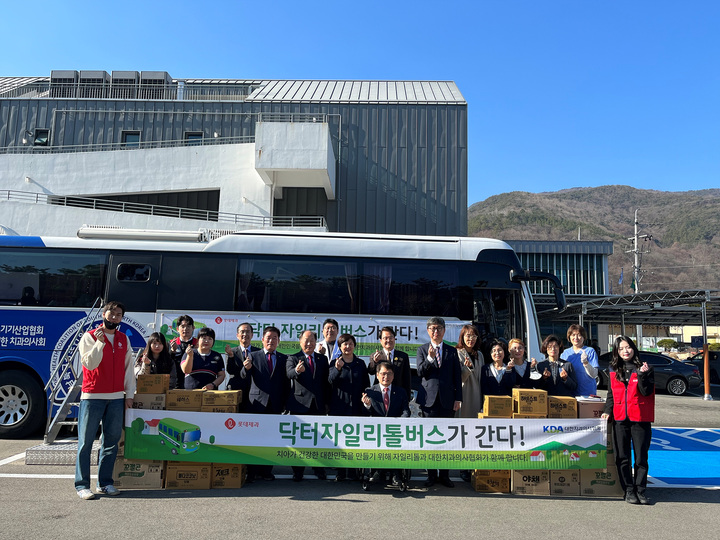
[330,340,341,361]
[618,268,624,285]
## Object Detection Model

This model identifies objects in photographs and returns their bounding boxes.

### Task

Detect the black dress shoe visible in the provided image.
[261,473,276,481]
[460,471,471,483]
[636,492,650,505]
[368,472,382,484]
[625,490,639,504]
[391,474,402,486]
[335,472,346,482]
[315,470,327,481]
[292,474,303,482]
[438,477,455,488]
[424,478,436,488]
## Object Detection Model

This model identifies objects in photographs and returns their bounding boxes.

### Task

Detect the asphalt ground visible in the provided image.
[0,386,718,540]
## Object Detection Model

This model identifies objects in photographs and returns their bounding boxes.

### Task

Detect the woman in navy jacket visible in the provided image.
[480,339,516,397]
[602,336,655,505]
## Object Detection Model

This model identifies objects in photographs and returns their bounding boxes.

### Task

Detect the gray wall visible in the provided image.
[0,98,468,236]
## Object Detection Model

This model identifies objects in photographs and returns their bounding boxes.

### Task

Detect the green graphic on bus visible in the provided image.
[158,418,201,454]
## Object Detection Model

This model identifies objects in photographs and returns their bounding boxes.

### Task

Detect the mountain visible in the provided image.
[468,186,720,292]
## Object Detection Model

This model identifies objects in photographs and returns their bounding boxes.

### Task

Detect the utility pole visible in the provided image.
[626,209,653,294]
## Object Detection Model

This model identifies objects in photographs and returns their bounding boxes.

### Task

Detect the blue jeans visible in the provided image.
[74,398,124,490]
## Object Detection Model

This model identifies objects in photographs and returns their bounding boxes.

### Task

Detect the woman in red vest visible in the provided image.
[601,336,655,505]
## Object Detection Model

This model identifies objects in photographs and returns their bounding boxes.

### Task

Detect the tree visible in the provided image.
[657,339,678,351]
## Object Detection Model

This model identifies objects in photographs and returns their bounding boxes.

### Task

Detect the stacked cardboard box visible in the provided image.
[580,465,623,497]
[479,396,513,418]
[201,390,242,413]
[136,374,170,394]
[471,470,511,493]
[577,398,605,419]
[511,470,550,495]
[166,389,205,411]
[132,393,166,410]
[512,388,548,416]
[211,463,247,489]
[113,458,164,489]
[165,461,213,490]
[550,470,581,496]
[547,396,577,418]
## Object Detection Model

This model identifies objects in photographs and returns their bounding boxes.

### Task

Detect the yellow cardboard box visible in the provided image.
[166,389,205,411]
[211,463,247,489]
[200,405,239,413]
[480,395,513,418]
[165,461,212,490]
[136,374,170,394]
[512,413,546,419]
[550,470,581,496]
[580,466,624,497]
[472,470,511,493]
[113,459,164,489]
[202,390,242,406]
[512,388,548,415]
[547,396,577,418]
[132,393,166,410]
[511,470,550,495]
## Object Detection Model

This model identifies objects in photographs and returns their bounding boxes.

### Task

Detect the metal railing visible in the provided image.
[258,112,328,123]
[0,189,327,229]
[0,135,254,155]
[1,81,257,101]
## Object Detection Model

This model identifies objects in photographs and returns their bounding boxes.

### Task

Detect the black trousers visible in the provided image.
[421,399,454,480]
[613,420,652,494]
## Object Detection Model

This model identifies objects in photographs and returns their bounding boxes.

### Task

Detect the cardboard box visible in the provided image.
[512,470,550,495]
[550,470,581,496]
[132,393,166,411]
[547,396,578,418]
[580,466,624,498]
[512,388,548,416]
[211,463,247,489]
[202,390,242,406]
[481,395,513,418]
[166,389,205,411]
[165,461,212,490]
[136,374,170,394]
[200,405,239,413]
[512,413,546,419]
[577,400,605,419]
[472,470,511,493]
[113,458,164,489]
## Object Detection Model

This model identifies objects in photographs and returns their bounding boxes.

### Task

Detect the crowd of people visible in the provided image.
[77,302,654,503]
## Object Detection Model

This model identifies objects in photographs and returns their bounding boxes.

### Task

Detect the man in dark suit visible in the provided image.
[416,316,462,488]
[241,325,289,481]
[286,330,330,482]
[368,326,412,400]
[224,322,255,412]
[362,361,411,485]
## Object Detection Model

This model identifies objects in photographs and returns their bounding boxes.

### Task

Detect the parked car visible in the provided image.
[597,351,702,396]
[684,351,720,385]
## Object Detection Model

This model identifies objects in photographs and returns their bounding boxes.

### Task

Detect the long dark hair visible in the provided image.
[610,335,641,382]
[143,332,173,374]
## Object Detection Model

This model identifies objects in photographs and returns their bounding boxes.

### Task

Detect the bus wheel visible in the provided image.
[0,370,45,439]
[160,439,165,445]
[172,448,178,455]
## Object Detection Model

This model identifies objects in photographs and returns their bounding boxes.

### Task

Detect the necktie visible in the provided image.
[267,352,273,372]
[383,387,390,412]
[307,355,314,375]
[436,346,442,367]
[387,351,392,363]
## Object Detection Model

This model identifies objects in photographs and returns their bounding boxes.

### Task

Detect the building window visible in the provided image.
[33,129,50,146]
[121,130,141,148]
[184,131,203,146]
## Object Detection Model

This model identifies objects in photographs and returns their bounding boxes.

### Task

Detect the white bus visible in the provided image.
[0,228,564,437]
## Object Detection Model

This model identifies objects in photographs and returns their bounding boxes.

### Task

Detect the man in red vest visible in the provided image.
[74,301,136,500]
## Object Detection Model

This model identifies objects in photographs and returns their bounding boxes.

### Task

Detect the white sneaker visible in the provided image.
[95,485,120,496]
[77,488,96,500]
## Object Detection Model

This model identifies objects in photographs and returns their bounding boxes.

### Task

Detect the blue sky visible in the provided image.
[3,0,719,205]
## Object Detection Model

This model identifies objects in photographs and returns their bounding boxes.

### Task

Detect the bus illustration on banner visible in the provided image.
[158,418,201,454]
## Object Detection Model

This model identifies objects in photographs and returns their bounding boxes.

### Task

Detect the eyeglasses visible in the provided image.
[428,326,444,333]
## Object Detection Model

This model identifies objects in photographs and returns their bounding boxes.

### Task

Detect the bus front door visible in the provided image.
[106,254,161,312]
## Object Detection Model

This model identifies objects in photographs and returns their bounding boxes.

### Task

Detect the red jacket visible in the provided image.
[610,370,655,422]
[82,328,129,394]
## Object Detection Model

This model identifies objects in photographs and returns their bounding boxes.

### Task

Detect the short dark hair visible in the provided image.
[376,361,394,374]
[566,324,587,342]
[322,318,339,330]
[380,326,396,337]
[337,333,356,347]
[198,327,215,340]
[263,326,281,339]
[177,315,195,327]
[236,322,253,334]
[103,300,125,315]
[541,335,563,355]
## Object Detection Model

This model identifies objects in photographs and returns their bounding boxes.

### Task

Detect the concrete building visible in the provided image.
[0,71,467,237]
